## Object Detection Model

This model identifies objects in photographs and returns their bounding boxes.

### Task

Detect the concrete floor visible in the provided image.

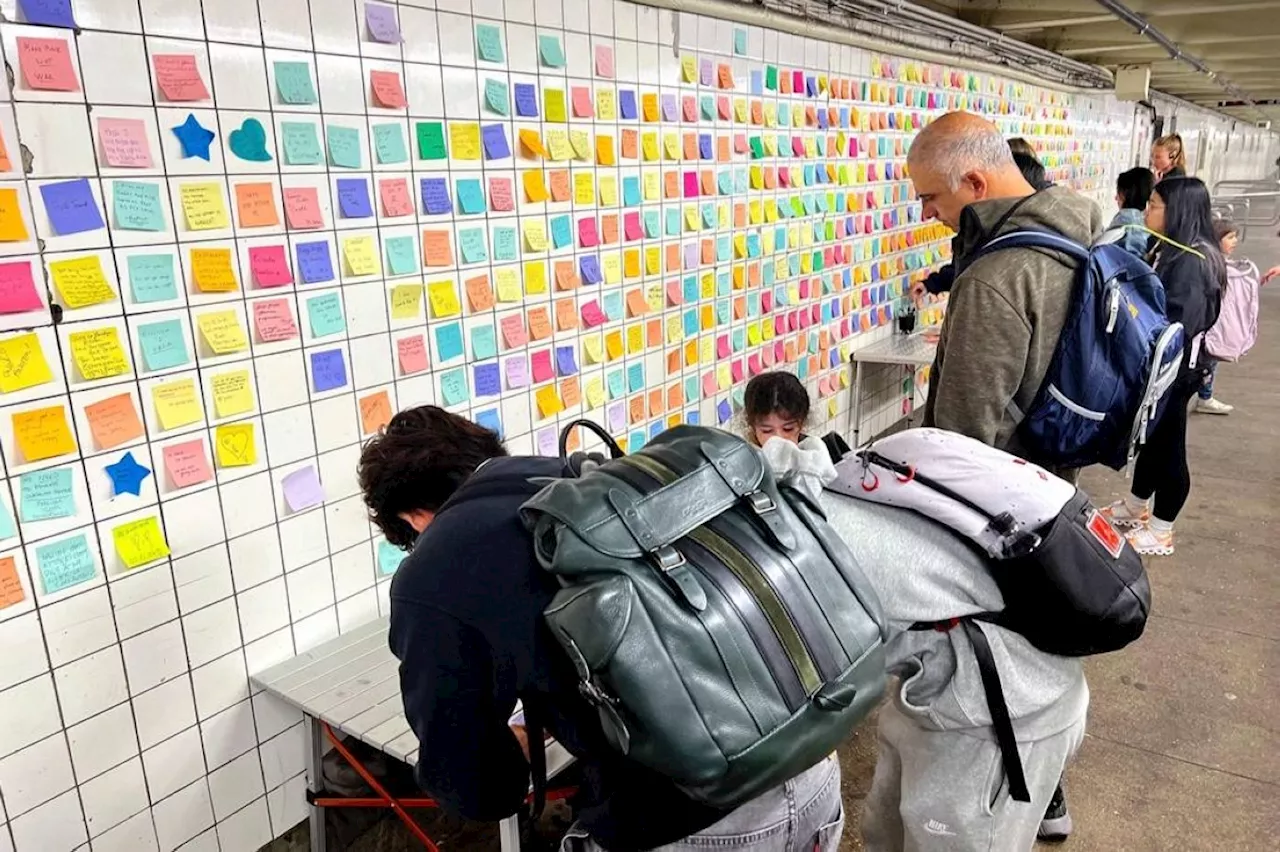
[263,236,1280,852]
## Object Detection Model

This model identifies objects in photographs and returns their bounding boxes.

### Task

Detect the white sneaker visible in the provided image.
[1100,499,1150,529]
[1126,525,1175,556]
[1195,397,1233,415]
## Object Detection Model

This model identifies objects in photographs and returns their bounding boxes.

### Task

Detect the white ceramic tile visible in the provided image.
[53,645,129,727]
[91,809,160,852]
[142,727,205,803]
[67,702,140,783]
[0,613,50,691]
[151,779,213,852]
[122,621,188,697]
[8,789,87,852]
[0,734,75,817]
[0,675,61,759]
[207,750,263,820]
[199,698,257,771]
[131,676,197,753]
[215,797,271,850]
[79,757,149,839]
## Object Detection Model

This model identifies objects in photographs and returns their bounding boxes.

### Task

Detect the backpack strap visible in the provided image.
[976,229,1091,265]
[523,696,547,820]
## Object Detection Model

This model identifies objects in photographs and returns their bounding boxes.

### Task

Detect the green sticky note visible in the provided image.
[274,61,318,105]
[440,367,469,406]
[137,318,191,371]
[377,539,403,575]
[112,181,165,232]
[538,34,565,68]
[416,122,447,160]
[327,125,362,169]
[749,136,764,159]
[765,65,778,91]
[384,236,417,275]
[475,23,505,63]
[372,124,408,164]
[483,78,510,116]
[36,534,96,595]
[20,468,75,523]
[306,292,346,338]
[471,324,497,360]
[127,254,177,304]
[700,95,715,120]
[0,498,16,541]
[281,122,324,165]
[734,28,747,55]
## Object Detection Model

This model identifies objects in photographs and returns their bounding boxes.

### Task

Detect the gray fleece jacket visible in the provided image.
[923,187,1103,464]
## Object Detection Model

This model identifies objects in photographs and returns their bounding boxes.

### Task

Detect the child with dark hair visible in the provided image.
[1012,151,1051,191]
[743,372,845,501]
[1110,167,1155,258]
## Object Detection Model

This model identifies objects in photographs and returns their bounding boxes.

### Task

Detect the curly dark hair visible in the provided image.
[357,405,507,549]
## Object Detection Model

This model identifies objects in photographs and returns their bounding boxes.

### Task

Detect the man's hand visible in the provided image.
[910,280,926,302]
[1264,265,1280,285]
[510,724,530,761]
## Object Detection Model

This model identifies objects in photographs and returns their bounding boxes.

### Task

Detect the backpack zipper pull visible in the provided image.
[1106,289,1120,334]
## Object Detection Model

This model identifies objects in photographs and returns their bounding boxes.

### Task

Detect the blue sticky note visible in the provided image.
[471,325,497,360]
[19,0,77,28]
[649,422,663,439]
[474,408,503,439]
[19,467,75,523]
[459,228,488,264]
[40,179,105,236]
[514,83,539,118]
[336,178,373,219]
[484,78,510,116]
[481,124,510,160]
[643,211,660,238]
[475,23,505,62]
[623,178,641,206]
[629,430,646,451]
[619,90,637,120]
[555,346,577,376]
[295,242,334,284]
[105,451,151,497]
[474,363,501,397]
[127,255,178,304]
[112,181,165,232]
[420,178,452,215]
[456,179,486,214]
[377,539,403,575]
[435,322,464,362]
[372,124,408,164]
[538,34,565,68]
[228,118,272,162]
[137,319,191,371]
[750,70,763,95]
[36,534,96,595]
[683,277,698,303]
[603,292,623,321]
[440,367,469,405]
[275,61,318,104]
[492,227,517,261]
[699,135,712,159]
[579,256,601,284]
[550,215,572,249]
[717,400,732,424]
[172,114,215,161]
[627,363,644,393]
[327,125,362,169]
[310,349,348,392]
[683,310,698,335]
[280,122,324,165]
[385,236,417,275]
[306,292,346,337]
[0,498,15,541]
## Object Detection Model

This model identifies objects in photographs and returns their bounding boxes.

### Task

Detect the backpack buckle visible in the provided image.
[746,491,777,514]
[579,679,617,707]
[651,545,686,572]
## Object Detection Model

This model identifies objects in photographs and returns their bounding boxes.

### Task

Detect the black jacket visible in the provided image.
[1151,239,1223,379]
[388,456,725,850]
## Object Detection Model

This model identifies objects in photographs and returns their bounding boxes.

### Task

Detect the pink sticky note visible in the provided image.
[578,217,599,248]
[594,44,614,79]
[773,341,786,363]
[97,118,153,168]
[778,168,790,187]
[370,70,406,109]
[283,188,324,230]
[489,178,514,212]
[0,261,45,314]
[701,371,718,398]
[163,439,213,489]
[718,97,731,120]
[397,335,429,374]
[683,97,696,122]
[761,291,773,312]
[762,346,776,367]
[699,59,713,87]
[716,336,730,359]
[530,349,554,383]
[731,361,745,383]
[505,356,530,389]
[378,178,413,217]
[18,37,80,92]
[792,137,805,157]
[571,87,594,118]
[248,245,293,288]
[665,281,683,306]
[683,172,699,198]
[253,297,299,342]
[581,300,607,327]
[153,54,209,101]
[734,133,748,153]
[623,213,642,241]
[748,353,762,375]
[500,314,528,348]
[792,71,804,92]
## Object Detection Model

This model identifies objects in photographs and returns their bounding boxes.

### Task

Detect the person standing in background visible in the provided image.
[1110,167,1155,258]
[1151,134,1187,180]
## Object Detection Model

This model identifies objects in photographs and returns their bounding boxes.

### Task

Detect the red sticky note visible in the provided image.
[397,335,429,374]
[623,212,642,241]
[378,179,413,217]
[370,70,406,109]
[97,118,153,168]
[153,54,210,101]
[164,438,214,489]
[253,297,299,342]
[18,37,80,92]
[0,261,44,314]
[683,172,699,198]
[248,245,293,288]
[578,217,599,248]
[283,188,324,230]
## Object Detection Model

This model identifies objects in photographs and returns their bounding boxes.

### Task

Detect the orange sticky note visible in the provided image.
[601,215,619,245]
[663,172,679,199]
[519,129,547,159]
[621,130,638,160]
[555,298,578,331]
[0,556,23,609]
[548,171,571,203]
[629,396,645,424]
[0,189,30,242]
[626,289,648,317]
[84,393,145,450]
[596,136,615,166]
[370,70,407,108]
[235,183,279,228]
[0,128,11,172]
[648,389,664,417]
[422,230,453,266]
[379,179,413,217]
[17,37,80,92]
[12,405,77,462]
[553,261,578,291]
[641,93,659,122]
[522,170,548,202]
[528,307,552,340]
[283,187,323,229]
[465,274,495,311]
[560,376,581,408]
[359,390,393,436]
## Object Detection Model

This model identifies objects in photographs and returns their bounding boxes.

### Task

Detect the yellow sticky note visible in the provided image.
[427,280,461,318]
[734,99,748,123]
[642,173,660,201]
[569,130,591,160]
[523,220,549,252]
[524,261,548,295]
[605,331,624,361]
[495,268,522,302]
[663,133,680,159]
[0,333,53,393]
[210,369,254,418]
[640,133,659,162]
[197,311,249,355]
[645,247,661,276]
[522,169,549,203]
[626,324,643,353]
[681,55,697,83]
[544,89,567,123]
[546,129,572,161]
[535,385,564,418]
[12,405,76,462]
[113,516,171,570]
[684,207,700,231]
[449,123,481,160]
[342,236,380,276]
[0,188,29,241]
[215,423,256,467]
[180,182,230,231]
[50,256,116,308]
[190,247,238,293]
[390,283,423,319]
[597,89,616,120]
[598,176,618,207]
[601,254,622,285]
[585,377,606,409]
[152,379,203,431]
[623,251,640,280]
[666,315,682,344]
[68,327,130,381]
[573,173,595,206]
[583,335,604,364]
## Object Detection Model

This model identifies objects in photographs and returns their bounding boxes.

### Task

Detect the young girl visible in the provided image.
[1102,177,1224,555]
[1197,218,1266,414]
[1151,134,1187,180]
[743,372,843,501]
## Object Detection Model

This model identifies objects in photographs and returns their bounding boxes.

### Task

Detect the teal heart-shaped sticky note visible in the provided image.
[229,118,273,162]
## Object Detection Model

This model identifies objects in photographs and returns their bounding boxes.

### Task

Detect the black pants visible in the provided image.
[1131,383,1197,522]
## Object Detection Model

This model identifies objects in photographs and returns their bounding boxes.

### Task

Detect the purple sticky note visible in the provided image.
[751,70,763,95]
[420,178,451,214]
[683,243,697,269]
[536,427,557,457]
[295,241,335,284]
[504,355,529,389]
[336,178,373,218]
[717,400,732,424]
[606,402,625,432]
[481,124,510,160]
[282,465,325,512]
[365,2,403,43]
[660,94,677,121]
[514,83,539,118]
[40,179,105,236]
[19,0,76,27]
[555,346,577,376]
[699,59,713,86]
[698,134,712,159]
[579,255,601,284]
[806,76,817,96]
[474,363,500,396]
[310,349,348,392]
[619,90,637,120]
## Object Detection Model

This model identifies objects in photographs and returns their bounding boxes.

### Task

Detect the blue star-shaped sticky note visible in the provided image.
[172,113,215,161]
[105,451,152,497]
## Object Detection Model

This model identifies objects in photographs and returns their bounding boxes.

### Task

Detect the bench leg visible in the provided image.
[851,360,864,446]
[305,716,326,852]
[497,814,521,852]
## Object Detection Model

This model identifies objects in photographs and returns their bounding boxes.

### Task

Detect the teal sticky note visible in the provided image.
[700,96,715,120]
[377,539,403,575]
[492,227,516,261]
[112,181,165,231]
[372,124,408,164]
[456,179,486,214]
[538,34,565,68]
[20,468,75,523]
[627,363,644,393]
[127,254,177,304]
[440,367,470,406]
[644,210,660,238]
[280,122,324,165]
[484,78,510,116]
[459,228,488,264]
[602,292,623,321]
[471,324,497,359]
[327,125,362,169]
[734,28,747,55]
[137,319,190,371]
[36,534,96,595]
[0,498,15,541]
[274,61,318,105]
[475,23,505,63]
[623,178,641,206]
[385,236,417,275]
[550,215,571,249]
[606,370,624,399]
[434,322,464,362]
[718,172,733,194]
[306,292,346,337]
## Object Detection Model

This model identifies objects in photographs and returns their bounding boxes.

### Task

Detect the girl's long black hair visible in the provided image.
[1153,176,1226,289]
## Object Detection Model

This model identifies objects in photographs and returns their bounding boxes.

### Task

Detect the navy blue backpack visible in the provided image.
[974,228,1185,470]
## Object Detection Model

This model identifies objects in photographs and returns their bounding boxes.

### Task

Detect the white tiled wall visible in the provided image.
[0,1,1153,850]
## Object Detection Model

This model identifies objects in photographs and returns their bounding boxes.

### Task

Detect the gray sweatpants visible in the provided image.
[862,701,1087,852]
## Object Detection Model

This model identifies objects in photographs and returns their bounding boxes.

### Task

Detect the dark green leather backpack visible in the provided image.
[520,421,887,808]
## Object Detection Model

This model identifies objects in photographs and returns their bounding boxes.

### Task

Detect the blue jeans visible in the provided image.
[1198,363,1217,400]
[559,756,844,852]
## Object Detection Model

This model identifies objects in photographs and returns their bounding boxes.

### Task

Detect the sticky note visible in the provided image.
[253,298,299,343]
[282,188,324,232]
[136,319,189,372]
[215,423,257,467]
[20,467,75,523]
[389,283,423,320]
[153,54,209,101]
[180,182,229,231]
[84,393,144,451]
[151,379,203,430]
[440,368,469,406]
[0,189,28,242]
[296,241,335,283]
[163,439,212,488]
[459,228,487,263]
[111,181,165,232]
[545,89,567,123]
[281,122,323,165]
[336,178,373,219]
[359,390,393,435]
[12,406,76,462]
[475,23,505,62]
[0,556,23,609]
[0,332,53,393]
[481,124,510,160]
[311,349,348,392]
[36,534,95,595]
[366,2,403,43]
[190,247,238,293]
[274,61,318,105]
[234,182,279,228]
[449,123,481,161]
[471,324,497,360]
[342,236,380,276]
[40,179,104,235]
[456,179,486,214]
[427,280,461,318]
[282,465,325,513]
[306,292,346,337]
[385,236,417,275]
[416,122,447,160]
[379,179,413,219]
[595,44,614,78]
[370,69,406,109]
[539,34,565,67]
[113,517,170,570]
[474,363,500,397]
[0,261,43,314]
[514,83,539,117]
[17,36,80,92]
[248,245,292,287]
[97,118,153,170]
[327,125,363,168]
[535,385,564,417]
[68,327,130,380]
[197,310,249,355]
[372,123,408,164]
[397,335,428,374]
[484,79,510,116]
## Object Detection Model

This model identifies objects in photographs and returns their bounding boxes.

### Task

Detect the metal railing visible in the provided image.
[1211,179,1280,243]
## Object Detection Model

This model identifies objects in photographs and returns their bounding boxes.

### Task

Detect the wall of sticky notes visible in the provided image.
[0,1,1274,851]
